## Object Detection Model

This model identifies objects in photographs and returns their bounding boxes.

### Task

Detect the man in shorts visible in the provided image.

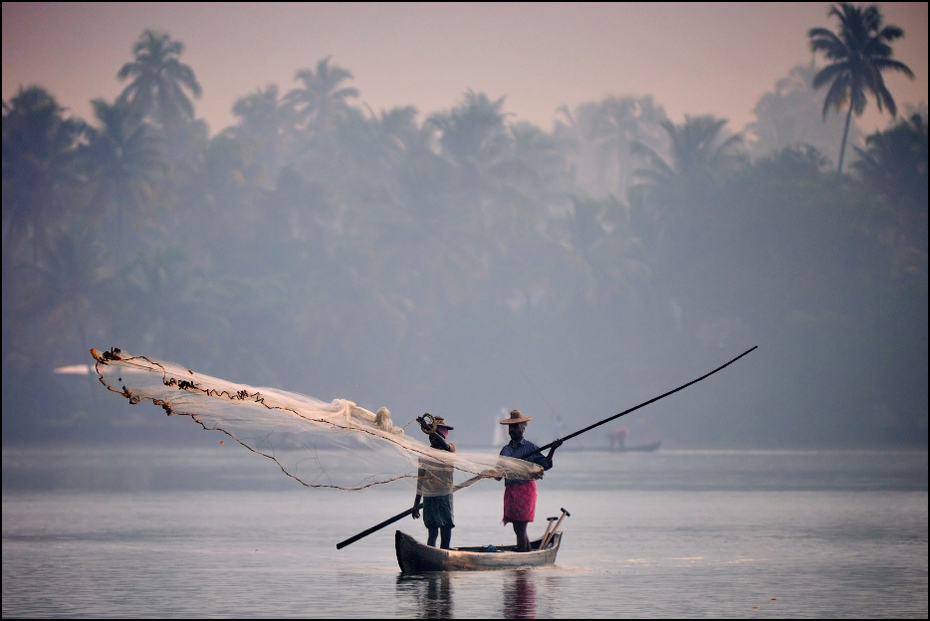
[412,415,456,548]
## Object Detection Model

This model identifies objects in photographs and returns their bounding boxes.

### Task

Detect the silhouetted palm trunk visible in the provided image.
[838,104,853,174]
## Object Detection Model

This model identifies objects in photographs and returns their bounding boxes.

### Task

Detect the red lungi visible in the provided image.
[503,480,537,524]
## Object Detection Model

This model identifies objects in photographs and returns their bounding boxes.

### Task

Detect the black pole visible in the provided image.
[529,346,758,455]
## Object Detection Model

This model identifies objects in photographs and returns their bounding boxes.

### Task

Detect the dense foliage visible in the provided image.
[3,24,926,448]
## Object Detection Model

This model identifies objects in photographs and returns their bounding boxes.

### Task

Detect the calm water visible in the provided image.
[3,446,927,618]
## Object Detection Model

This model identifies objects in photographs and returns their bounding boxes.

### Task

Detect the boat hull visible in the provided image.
[395,530,562,573]
[617,440,662,452]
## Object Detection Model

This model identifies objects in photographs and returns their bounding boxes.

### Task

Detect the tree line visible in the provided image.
[3,4,926,447]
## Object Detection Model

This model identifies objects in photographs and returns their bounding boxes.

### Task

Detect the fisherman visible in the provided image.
[412,415,456,549]
[498,409,562,552]
[608,426,628,450]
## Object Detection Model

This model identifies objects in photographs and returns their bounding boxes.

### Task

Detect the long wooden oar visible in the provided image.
[337,346,757,549]
[526,346,758,457]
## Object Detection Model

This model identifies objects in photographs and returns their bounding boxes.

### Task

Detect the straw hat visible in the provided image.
[499,409,532,424]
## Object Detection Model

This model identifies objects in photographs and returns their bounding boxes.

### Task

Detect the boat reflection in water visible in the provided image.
[395,573,453,619]
[503,569,537,619]
[395,569,539,619]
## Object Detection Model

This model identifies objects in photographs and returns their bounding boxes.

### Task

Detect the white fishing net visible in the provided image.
[90,347,542,494]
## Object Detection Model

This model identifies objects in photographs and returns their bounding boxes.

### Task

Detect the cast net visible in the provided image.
[90,347,541,495]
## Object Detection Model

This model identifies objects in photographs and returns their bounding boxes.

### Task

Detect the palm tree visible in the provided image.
[631,115,743,200]
[590,96,669,199]
[554,102,604,194]
[2,86,86,262]
[853,111,927,206]
[284,56,359,132]
[853,111,928,252]
[630,115,744,314]
[228,84,299,181]
[748,63,863,160]
[427,90,510,166]
[117,30,202,145]
[373,105,431,162]
[81,100,168,237]
[4,224,114,370]
[809,2,915,173]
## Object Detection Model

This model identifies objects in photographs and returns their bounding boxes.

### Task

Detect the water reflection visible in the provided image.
[502,569,537,619]
[395,573,453,619]
[395,569,541,619]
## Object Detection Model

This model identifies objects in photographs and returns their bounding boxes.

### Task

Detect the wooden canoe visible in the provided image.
[395,530,562,573]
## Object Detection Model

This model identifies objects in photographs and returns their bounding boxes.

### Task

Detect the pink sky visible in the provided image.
[3,2,927,136]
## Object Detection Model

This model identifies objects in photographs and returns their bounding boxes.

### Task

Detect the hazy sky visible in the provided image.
[3,2,927,137]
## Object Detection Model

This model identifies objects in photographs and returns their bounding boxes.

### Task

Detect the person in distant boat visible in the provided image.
[412,415,456,549]
[608,427,628,451]
[498,409,563,552]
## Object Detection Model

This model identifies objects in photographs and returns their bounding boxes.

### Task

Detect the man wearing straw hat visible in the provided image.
[499,409,563,552]
[412,415,456,549]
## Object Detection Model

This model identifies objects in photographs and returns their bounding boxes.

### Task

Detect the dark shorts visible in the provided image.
[503,480,537,524]
[423,494,454,529]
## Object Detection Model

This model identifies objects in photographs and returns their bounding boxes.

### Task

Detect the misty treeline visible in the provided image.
[2,30,926,449]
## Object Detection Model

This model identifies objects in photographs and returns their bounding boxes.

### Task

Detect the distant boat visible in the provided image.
[559,440,662,452]
[606,427,661,452]
[614,440,662,452]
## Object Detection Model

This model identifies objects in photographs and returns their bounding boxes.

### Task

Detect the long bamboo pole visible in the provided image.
[527,346,757,456]
[336,346,757,549]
